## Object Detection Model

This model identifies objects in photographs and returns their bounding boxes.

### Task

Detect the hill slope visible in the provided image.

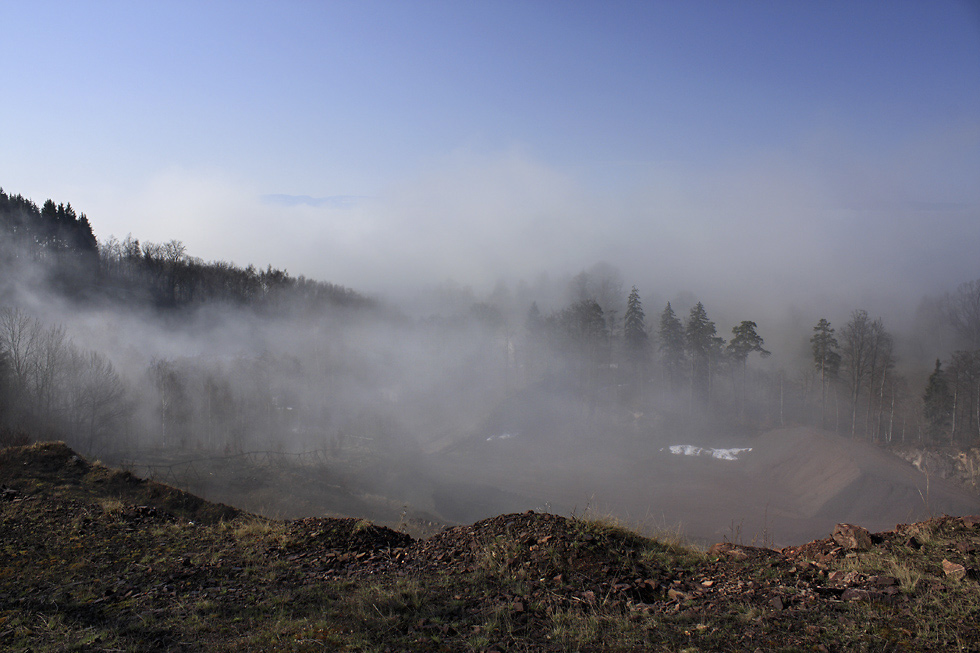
[2,442,980,651]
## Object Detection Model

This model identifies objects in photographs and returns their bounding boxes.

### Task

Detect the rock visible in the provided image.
[843,571,862,585]
[826,571,846,584]
[667,588,689,602]
[832,524,873,551]
[770,597,784,611]
[943,559,967,580]
[961,515,980,528]
[870,575,897,587]
[841,588,872,601]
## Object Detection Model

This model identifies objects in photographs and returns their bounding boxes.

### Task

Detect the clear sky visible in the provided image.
[2,1,979,317]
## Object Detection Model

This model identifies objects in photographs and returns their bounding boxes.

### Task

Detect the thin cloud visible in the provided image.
[261,194,368,209]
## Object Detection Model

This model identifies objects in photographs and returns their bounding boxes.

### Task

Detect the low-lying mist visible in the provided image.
[2,188,979,545]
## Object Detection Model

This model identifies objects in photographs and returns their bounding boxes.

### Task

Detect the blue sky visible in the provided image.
[2,1,978,317]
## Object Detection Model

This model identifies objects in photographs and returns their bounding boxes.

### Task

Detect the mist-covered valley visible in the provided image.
[2,187,980,546]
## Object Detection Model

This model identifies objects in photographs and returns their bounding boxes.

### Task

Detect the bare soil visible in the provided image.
[2,441,980,651]
[425,426,980,547]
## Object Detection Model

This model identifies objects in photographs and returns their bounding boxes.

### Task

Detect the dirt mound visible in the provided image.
[743,427,980,540]
[0,441,240,524]
[0,440,88,475]
[410,511,662,578]
[283,516,414,552]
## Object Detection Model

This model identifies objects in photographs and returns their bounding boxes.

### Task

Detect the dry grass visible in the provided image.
[3,443,980,652]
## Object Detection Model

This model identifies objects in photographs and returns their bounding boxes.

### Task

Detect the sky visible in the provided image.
[2,0,979,319]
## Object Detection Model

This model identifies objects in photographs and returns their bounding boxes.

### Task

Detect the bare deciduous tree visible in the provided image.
[945,279,980,350]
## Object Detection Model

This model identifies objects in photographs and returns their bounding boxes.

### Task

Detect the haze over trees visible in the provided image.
[2,187,980,459]
[658,302,686,393]
[810,319,841,429]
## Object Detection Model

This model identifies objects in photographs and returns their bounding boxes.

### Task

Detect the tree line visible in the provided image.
[0,188,370,313]
[503,276,980,446]
[2,186,979,455]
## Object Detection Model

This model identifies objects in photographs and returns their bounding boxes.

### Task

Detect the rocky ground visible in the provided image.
[2,441,980,651]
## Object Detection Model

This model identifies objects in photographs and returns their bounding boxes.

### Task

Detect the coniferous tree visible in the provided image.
[622,286,648,393]
[624,287,647,354]
[811,318,841,429]
[728,321,769,365]
[727,320,770,416]
[658,302,686,392]
[685,302,717,405]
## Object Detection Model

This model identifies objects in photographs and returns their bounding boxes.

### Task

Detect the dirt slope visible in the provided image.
[429,426,980,547]
[3,442,980,651]
[742,427,980,541]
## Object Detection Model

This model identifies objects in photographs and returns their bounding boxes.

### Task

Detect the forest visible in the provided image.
[1,187,979,461]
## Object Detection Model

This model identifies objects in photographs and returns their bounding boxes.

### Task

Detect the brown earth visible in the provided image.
[3,441,980,651]
[430,426,980,547]
[97,426,980,549]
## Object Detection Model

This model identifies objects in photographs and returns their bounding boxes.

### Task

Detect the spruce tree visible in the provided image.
[623,286,648,386]
[658,302,686,391]
[623,287,647,354]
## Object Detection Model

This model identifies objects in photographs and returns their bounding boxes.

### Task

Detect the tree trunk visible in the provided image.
[887,391,895,443]
[834,386,840,434]
[779,373,785,427]
[819,362,827,429]
[850,388,859,439]
[875,368,888,442]
[951,386,958,446]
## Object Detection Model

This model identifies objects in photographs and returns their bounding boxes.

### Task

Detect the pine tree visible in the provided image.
[686,302,717,405]
[810,318,841,429]
[727,320,770,416]
[658,302,686,391]
[728,321,769,362]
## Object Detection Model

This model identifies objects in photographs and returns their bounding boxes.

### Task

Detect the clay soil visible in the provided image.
[3,442,980,652]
